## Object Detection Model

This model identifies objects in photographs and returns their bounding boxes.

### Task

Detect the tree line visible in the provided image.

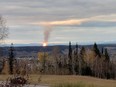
[1,42,116,80]
[39,42,116,79]
[67,42,116,79]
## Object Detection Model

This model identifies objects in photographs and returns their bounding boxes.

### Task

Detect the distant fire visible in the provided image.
[43,42,47,47]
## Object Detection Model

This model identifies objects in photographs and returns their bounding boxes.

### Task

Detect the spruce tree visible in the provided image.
[68,41,73,74]
[101,47,104,54]
[9,43,14,74]
[104,48,110,79]
[80,46,85,57]
[79,46,86,75]
[74,43,78,74]
[105,48,110,61]
[93,43,101,57]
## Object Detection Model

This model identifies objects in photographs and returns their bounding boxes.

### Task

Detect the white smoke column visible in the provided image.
[43,25,52,46]
[40,19,86,46]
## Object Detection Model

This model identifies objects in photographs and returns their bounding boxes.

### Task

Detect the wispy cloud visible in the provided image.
[33,14,116,26]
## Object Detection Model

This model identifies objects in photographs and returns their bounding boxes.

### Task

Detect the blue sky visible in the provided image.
[0,0,116,45]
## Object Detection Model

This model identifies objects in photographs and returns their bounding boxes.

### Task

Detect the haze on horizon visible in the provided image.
[0,0,116,45]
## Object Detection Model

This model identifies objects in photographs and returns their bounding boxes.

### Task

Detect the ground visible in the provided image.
[0,75,116,87]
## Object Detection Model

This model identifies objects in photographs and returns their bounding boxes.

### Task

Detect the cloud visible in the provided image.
[1,0,116,26]
[0,0,116,44]
[33,14,116,26]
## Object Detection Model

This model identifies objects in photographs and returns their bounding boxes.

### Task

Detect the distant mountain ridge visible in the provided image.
[1,41,116,47]
[1,43,116,54]
[1,43,116,61]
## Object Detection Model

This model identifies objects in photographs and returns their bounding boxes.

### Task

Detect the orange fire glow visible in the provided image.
[43,42,47,47]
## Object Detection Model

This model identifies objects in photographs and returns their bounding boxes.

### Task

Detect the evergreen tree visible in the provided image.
[80,46,85,57]
[68,41,73,74]
[101,47,104,54]
[9,43,14,74]
[104,48,110,79]
[74,43,78,74]
[104,48,110,61]
[79,46,86,75]
[93,43,101,57]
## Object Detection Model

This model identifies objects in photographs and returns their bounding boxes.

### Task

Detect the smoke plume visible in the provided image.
[37,14,116,45]
[43,25,52,45]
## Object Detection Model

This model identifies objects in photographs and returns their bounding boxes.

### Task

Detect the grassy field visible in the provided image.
[0,75,116,87]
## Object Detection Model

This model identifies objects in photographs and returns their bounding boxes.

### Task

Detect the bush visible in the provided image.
[0,76,28,87]
[10,76,27,86]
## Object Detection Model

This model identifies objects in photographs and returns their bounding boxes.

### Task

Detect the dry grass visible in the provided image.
[0,75,116,87]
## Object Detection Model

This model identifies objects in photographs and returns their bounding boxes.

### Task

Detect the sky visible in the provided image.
[0,0,116,45]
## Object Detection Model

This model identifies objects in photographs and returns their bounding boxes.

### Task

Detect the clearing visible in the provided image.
[0,75,116,87]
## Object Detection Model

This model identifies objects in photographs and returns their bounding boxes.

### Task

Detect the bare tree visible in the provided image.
[0,16,8,74]
[0,16,8,42]
[52,46,60,74]
[0,15,8,58]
